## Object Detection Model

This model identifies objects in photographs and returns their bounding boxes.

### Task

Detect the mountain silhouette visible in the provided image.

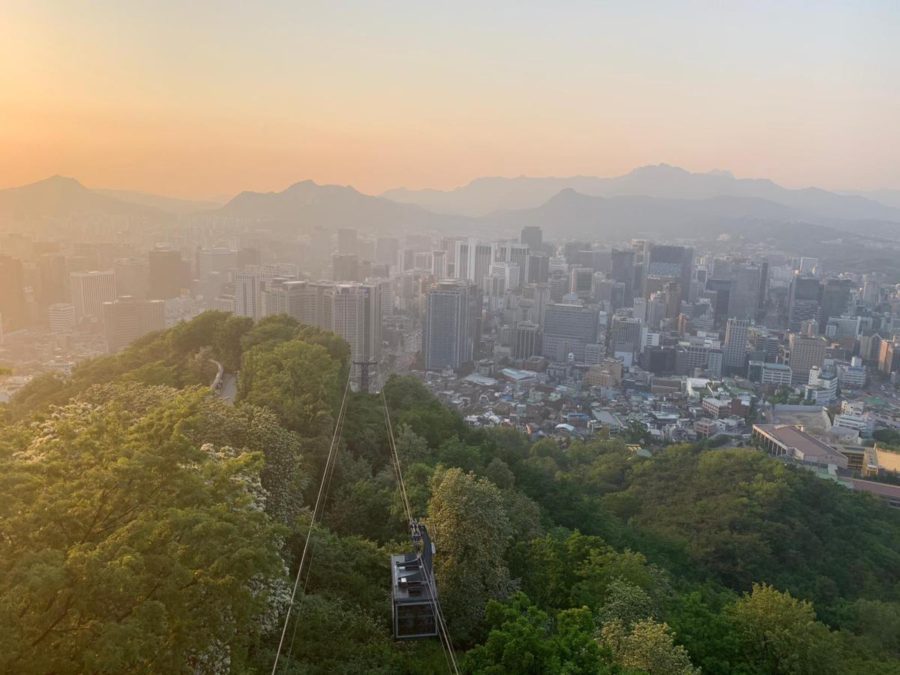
[383,164,900,223]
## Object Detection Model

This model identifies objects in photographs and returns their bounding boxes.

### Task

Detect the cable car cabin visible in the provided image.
[391,522,439,640]
[391,552,438,639]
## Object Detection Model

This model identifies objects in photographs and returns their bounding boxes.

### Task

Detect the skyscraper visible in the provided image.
[723,318,750,373]
[148,247,188,300]
[541,303,599,362]
[70,270,117,322]
[424,280,481,371]
[788,275,822,332]
[329,283,382,386]
[643,244,693,308]
[820,278,854,330]
[788,333,827,384]
[610,248,636,307]
[234,271,261,319]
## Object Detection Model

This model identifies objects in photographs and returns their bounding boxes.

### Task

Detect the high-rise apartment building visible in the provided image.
[329,283,382,384]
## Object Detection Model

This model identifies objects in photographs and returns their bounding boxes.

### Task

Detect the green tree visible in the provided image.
[729,583,839,674]
[428,467,512,643]
[0,387,286,674]
[600,618,700,674]
[463,593,609,674]
[239,338,341,436]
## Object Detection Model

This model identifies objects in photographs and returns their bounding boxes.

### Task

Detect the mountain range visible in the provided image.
[383,164,900,222]
[2,167,899,247]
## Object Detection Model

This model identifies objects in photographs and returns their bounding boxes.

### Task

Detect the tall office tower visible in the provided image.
[375,237,400,268]
[424,280,481,371]
[440,236,464,277]
[820,278,854,330]
[646,293,667,330]
[102,297,166,353]
[431,250,447,278]
[114,257,150,299]
[37,254,68,307]
[495,242,530,284]
[0,255,27,331]
[452,239,470,279]
[548,271,568,302]
[329,283,382,386]
[643,244,693,302]
[727,263,764,321]
[337,228,358,256]
[610,248,636,307]
[48,302,76,334]
[788,333,827,384]
[609,316,644,360]
[703,278,733,327]
[512,321,541,359]
[526,254,550,283]
[234,271,261,319]
[412,251,433,271]
[878,339,900,376]
[723,318,751,373]
[472,242,493,287]
[70,270,117,322]
[541,303,599,363]
[196,247,238,279]
[305,281,335,328]
[520,225,543,251]
[523,283,551,326]
[758,260,770,312]
[453,239,493,287]
[787,275,823,332]
[569,267,594,299]
[491,262,521,292]
[259,278,299,318]
[862,276,880,305]
[148,247,188,300]
[365,277,394,317]
[332,254,360,282]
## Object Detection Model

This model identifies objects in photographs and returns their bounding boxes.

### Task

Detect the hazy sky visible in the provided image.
[2,1,899,199]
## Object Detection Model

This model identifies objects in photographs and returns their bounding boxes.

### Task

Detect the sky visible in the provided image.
[1,1,899,199]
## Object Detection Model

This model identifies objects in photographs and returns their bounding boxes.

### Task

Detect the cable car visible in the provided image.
[391,522,439,639]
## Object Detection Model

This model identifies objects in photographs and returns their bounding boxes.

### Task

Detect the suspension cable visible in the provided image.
[271,372,352,674]
[380,382,460,675]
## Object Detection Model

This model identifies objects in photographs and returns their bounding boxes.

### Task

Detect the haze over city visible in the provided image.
[3,1,900,198]
[3,3,900,674]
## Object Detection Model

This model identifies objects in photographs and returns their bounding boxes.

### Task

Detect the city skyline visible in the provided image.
[3,2,900,198]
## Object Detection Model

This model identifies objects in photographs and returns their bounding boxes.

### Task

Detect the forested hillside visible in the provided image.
[2,313,899,673]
